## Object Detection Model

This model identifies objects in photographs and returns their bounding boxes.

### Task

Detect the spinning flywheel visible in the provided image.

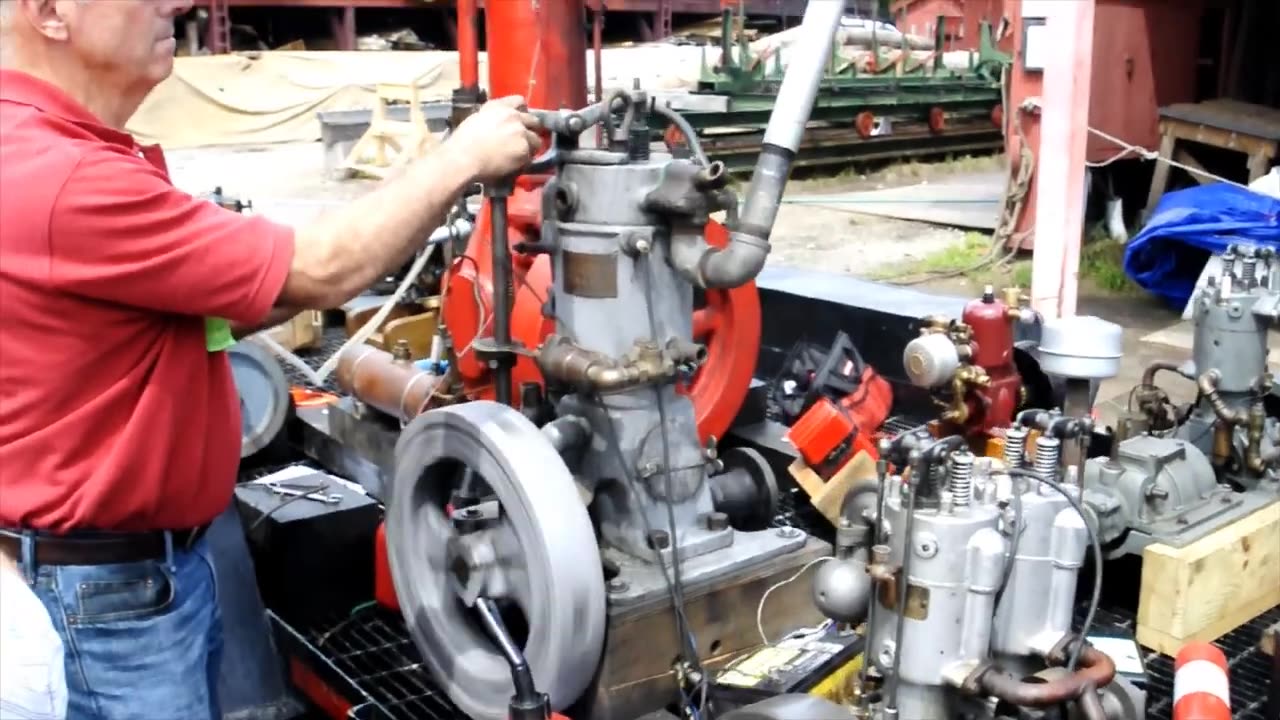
[386,401,606,720]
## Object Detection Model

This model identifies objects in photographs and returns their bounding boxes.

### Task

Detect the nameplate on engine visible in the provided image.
[563,250,618,298]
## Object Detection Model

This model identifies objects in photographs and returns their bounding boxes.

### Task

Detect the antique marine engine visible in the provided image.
[902,285,1039,439]
[813,425,1139,720]
[1080,243,1280,555]
[382,3,849,719]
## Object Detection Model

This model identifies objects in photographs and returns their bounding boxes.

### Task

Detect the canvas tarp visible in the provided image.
[127,42,985,148]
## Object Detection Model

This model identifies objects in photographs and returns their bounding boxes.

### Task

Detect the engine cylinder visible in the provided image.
[550,155,722,563]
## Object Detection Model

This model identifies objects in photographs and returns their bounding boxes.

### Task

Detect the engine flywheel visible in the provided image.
[386,401,606,720]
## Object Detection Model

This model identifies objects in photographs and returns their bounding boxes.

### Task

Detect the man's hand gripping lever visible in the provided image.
[475,106,563,406]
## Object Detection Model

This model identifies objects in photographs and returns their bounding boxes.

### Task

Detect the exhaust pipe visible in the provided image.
[698,0,846,288]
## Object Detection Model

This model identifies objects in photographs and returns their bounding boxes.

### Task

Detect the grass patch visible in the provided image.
[870,231,1016,285]
[869,222,1140,296]
[1079,226,1140,295]
[786,153,1005,193]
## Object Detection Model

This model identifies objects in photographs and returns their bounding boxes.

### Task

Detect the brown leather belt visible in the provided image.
[0,525,210,566]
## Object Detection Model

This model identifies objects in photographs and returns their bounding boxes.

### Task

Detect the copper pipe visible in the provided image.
[976,643,1116,707]
[1197,370,1248,425]
[335,345,444,421]
[1140,360,1181,388]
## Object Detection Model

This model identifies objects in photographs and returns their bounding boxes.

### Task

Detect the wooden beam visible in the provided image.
[1028,0,1095,321]
[1136,502,1280,656]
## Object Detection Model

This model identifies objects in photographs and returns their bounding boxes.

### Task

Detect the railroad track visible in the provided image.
[690,122,1004,173]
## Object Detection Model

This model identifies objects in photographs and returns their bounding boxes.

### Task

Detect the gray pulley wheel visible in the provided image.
[386,401,606,720]
[228,340,291,459]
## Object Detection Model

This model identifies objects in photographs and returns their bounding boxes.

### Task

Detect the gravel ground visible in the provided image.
[166,140,981,275]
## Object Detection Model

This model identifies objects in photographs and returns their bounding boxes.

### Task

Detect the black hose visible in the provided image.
[1005,467,1103,671]
[653,101,710,167]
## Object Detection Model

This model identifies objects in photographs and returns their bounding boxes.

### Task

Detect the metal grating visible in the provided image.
[1081,604,1279,720]
[288,599,1277,719]
[297,607,460,720]
[278,327,347,393]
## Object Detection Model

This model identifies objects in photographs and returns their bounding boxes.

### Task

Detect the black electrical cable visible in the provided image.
[641,254,712,718]
[994,483,1025,602]
[1005,467,1103,671]
[245,481,335,534]
[593,407,705,715]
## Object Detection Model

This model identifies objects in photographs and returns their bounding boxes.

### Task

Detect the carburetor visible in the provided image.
[903,285,1037,436]
[814,421,1136,720]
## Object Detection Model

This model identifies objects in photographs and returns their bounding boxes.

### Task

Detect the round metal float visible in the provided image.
[386,401,606,720]
[228,340,292,459]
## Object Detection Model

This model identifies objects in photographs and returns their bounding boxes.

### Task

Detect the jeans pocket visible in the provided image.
[71,561,176,624]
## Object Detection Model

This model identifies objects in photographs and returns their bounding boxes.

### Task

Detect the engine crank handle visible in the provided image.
[475,597,541,704]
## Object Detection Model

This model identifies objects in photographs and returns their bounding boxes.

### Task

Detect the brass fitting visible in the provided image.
[536,335,704,394]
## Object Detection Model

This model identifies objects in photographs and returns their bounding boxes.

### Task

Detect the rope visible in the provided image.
[876,80,1034,286]
[1084,125,1252,189]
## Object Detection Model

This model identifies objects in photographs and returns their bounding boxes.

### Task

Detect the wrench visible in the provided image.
[265,482,342,505]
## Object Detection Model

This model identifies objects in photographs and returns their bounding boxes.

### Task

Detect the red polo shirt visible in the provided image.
[0,70,296,533]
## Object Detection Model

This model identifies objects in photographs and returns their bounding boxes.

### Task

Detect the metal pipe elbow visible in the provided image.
[974,641,1116,707]
[696,230,771,289]
[1197,370,1248,425]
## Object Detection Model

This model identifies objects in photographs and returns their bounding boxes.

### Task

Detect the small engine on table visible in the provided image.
[810,421,1139,720]
[1081,243,1280,555]
[902,285,1039,441]
[377,4,850,720]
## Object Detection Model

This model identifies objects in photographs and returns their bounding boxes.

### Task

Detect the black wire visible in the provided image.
[640,253,710,717]
[592,403,704,714]
[244,482,334,534]
[991,484,1024,615]
[1005,467,1103,671]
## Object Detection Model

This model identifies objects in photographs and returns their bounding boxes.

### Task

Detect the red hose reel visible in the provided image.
[442,187,762,444]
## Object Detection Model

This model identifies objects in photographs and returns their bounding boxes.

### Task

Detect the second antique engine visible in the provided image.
[902,285,1039,439]
[1081,243,1280,555]
[812,425,1139,720]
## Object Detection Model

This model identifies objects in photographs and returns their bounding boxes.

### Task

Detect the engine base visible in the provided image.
[573,536,831,720]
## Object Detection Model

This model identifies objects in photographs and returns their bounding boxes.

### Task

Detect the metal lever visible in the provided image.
[476,597,550,720]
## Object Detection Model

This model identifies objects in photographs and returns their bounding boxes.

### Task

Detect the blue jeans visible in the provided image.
[19,534,224,720]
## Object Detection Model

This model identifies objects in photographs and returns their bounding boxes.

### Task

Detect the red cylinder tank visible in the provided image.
[963,287,1015,370]
[960,287,1022,433]
[486,0,588,110]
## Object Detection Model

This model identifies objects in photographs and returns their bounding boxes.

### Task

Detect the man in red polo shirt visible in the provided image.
[0,1,541,718]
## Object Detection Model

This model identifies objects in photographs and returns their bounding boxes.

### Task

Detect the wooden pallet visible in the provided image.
[1136,501,1280,655]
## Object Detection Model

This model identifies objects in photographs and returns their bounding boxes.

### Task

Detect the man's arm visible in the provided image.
[46,97,540,328]
[275,99,540,311]
[231,306,300,340]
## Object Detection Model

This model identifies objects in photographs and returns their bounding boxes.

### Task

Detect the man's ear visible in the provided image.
[21,0,68,41]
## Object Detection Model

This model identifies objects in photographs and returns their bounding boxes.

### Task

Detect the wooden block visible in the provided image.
[1136,501,1280,656]
[788,451,877,527]
[262,310,324,352]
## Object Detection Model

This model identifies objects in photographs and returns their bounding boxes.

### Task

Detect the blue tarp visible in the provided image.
[1123,184,1280,308]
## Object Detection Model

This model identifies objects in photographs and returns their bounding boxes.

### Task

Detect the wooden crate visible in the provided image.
[1136,501,1280,655]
